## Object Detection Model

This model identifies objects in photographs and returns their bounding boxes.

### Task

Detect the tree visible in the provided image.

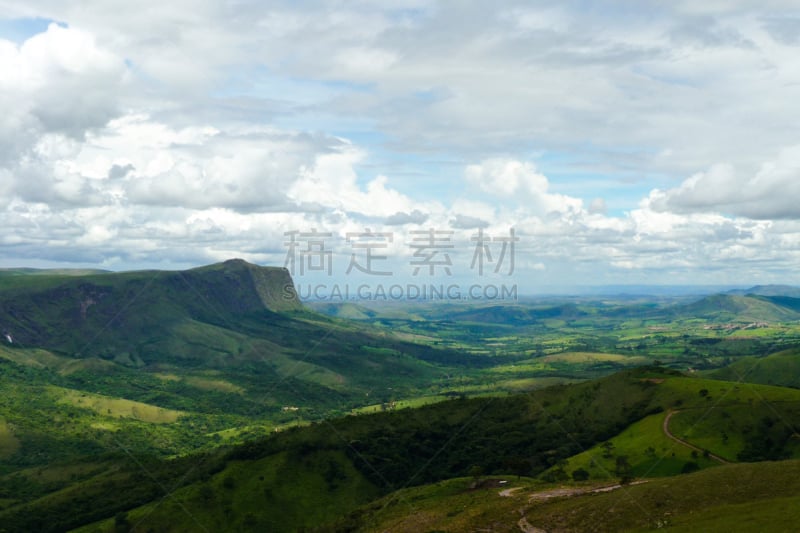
[571,468,590,481]
[114,511,131,533]
[468,465,484,487]
[615,455,632,482]
[681,461,699,473]
[601,441,615,459]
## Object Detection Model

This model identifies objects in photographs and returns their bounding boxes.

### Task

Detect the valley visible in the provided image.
[1,261,799,531]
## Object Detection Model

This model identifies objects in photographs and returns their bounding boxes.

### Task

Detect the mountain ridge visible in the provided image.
[0,259,300,357]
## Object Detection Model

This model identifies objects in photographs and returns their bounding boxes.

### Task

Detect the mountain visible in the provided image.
[0,260,477,476]
[306,301,378,320]
[0,259,299,359]
[671,293,800,322]
[0,258,463,369]
[707,347,800,388]
[727,284,800,298]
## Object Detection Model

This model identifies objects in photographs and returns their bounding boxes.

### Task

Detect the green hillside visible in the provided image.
[74,449,379,533]
[334,460,800,532]
[0,367,668,531]
[545,375,800,480]
[707,347,800,388]
[2,268,800,532]
[0,259,471,378]
[0,260,486,479]
[675,294,800,322]
[9,367,789,532]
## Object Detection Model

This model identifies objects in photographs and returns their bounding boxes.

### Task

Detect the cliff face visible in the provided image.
[0,259,301,360]
[183,259,301,314]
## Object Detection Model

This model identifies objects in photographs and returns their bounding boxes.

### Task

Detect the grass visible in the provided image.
[0,345,116,376]
[555,411,720,480]
[332,476,546,533]
[651,493,800,532]
[669,403,800,462]
[342,460,800,532]
[525,460,800,532]
[706,347,800,388]
[540,351,647,364]
[54,388,183,423]
[184,376,245,394]
[546,375,800,480]
[0,418,20,458]
[75,450,380,533]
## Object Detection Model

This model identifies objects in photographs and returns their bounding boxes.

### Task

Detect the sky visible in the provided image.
[1,1,800,293]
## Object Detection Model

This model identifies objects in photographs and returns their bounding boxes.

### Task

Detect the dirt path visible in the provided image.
[517,517,547,533]
[662,410,730,464]
[524,480,648,502]
[506,480,648,533]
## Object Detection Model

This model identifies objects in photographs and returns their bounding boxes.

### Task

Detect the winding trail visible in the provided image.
[504,480,648,533]
[662,410,730,464]
[505,410,730,533]
[517,517,547,533]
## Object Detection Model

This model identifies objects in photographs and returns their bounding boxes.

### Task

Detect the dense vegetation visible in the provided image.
[2,264,800,531]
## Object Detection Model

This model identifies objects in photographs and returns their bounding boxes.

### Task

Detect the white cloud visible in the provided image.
[648,145,800,219]
[0,23,126,148]
[288,147,431,218]
[2,3,800,286]
[465,158,583,215]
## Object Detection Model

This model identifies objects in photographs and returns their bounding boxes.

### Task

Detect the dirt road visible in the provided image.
[662,410,730,464]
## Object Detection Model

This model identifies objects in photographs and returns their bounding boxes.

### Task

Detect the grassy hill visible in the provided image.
[673,294,800,323]
[706,347,800,388]
[0,367,668,531]
[332,460,800,532]
[550,376,800,481]
[306,302,378,320]
[2,366,791,532]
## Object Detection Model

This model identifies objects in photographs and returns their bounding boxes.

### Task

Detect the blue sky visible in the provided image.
[1,1,800,292]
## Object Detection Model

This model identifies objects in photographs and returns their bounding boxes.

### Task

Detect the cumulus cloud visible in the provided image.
[588,198,607,215]
[465,158,583,215]
[648,145,800,219]
[288,148,426,218]
[0,23,126,155]
[449,214,489,229]
[385,209,428,225]
[3,3,800,287]
[108,163,134,180]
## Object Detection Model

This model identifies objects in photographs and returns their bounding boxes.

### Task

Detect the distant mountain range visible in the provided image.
[726,284,800,298]
[312,284,800,326]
